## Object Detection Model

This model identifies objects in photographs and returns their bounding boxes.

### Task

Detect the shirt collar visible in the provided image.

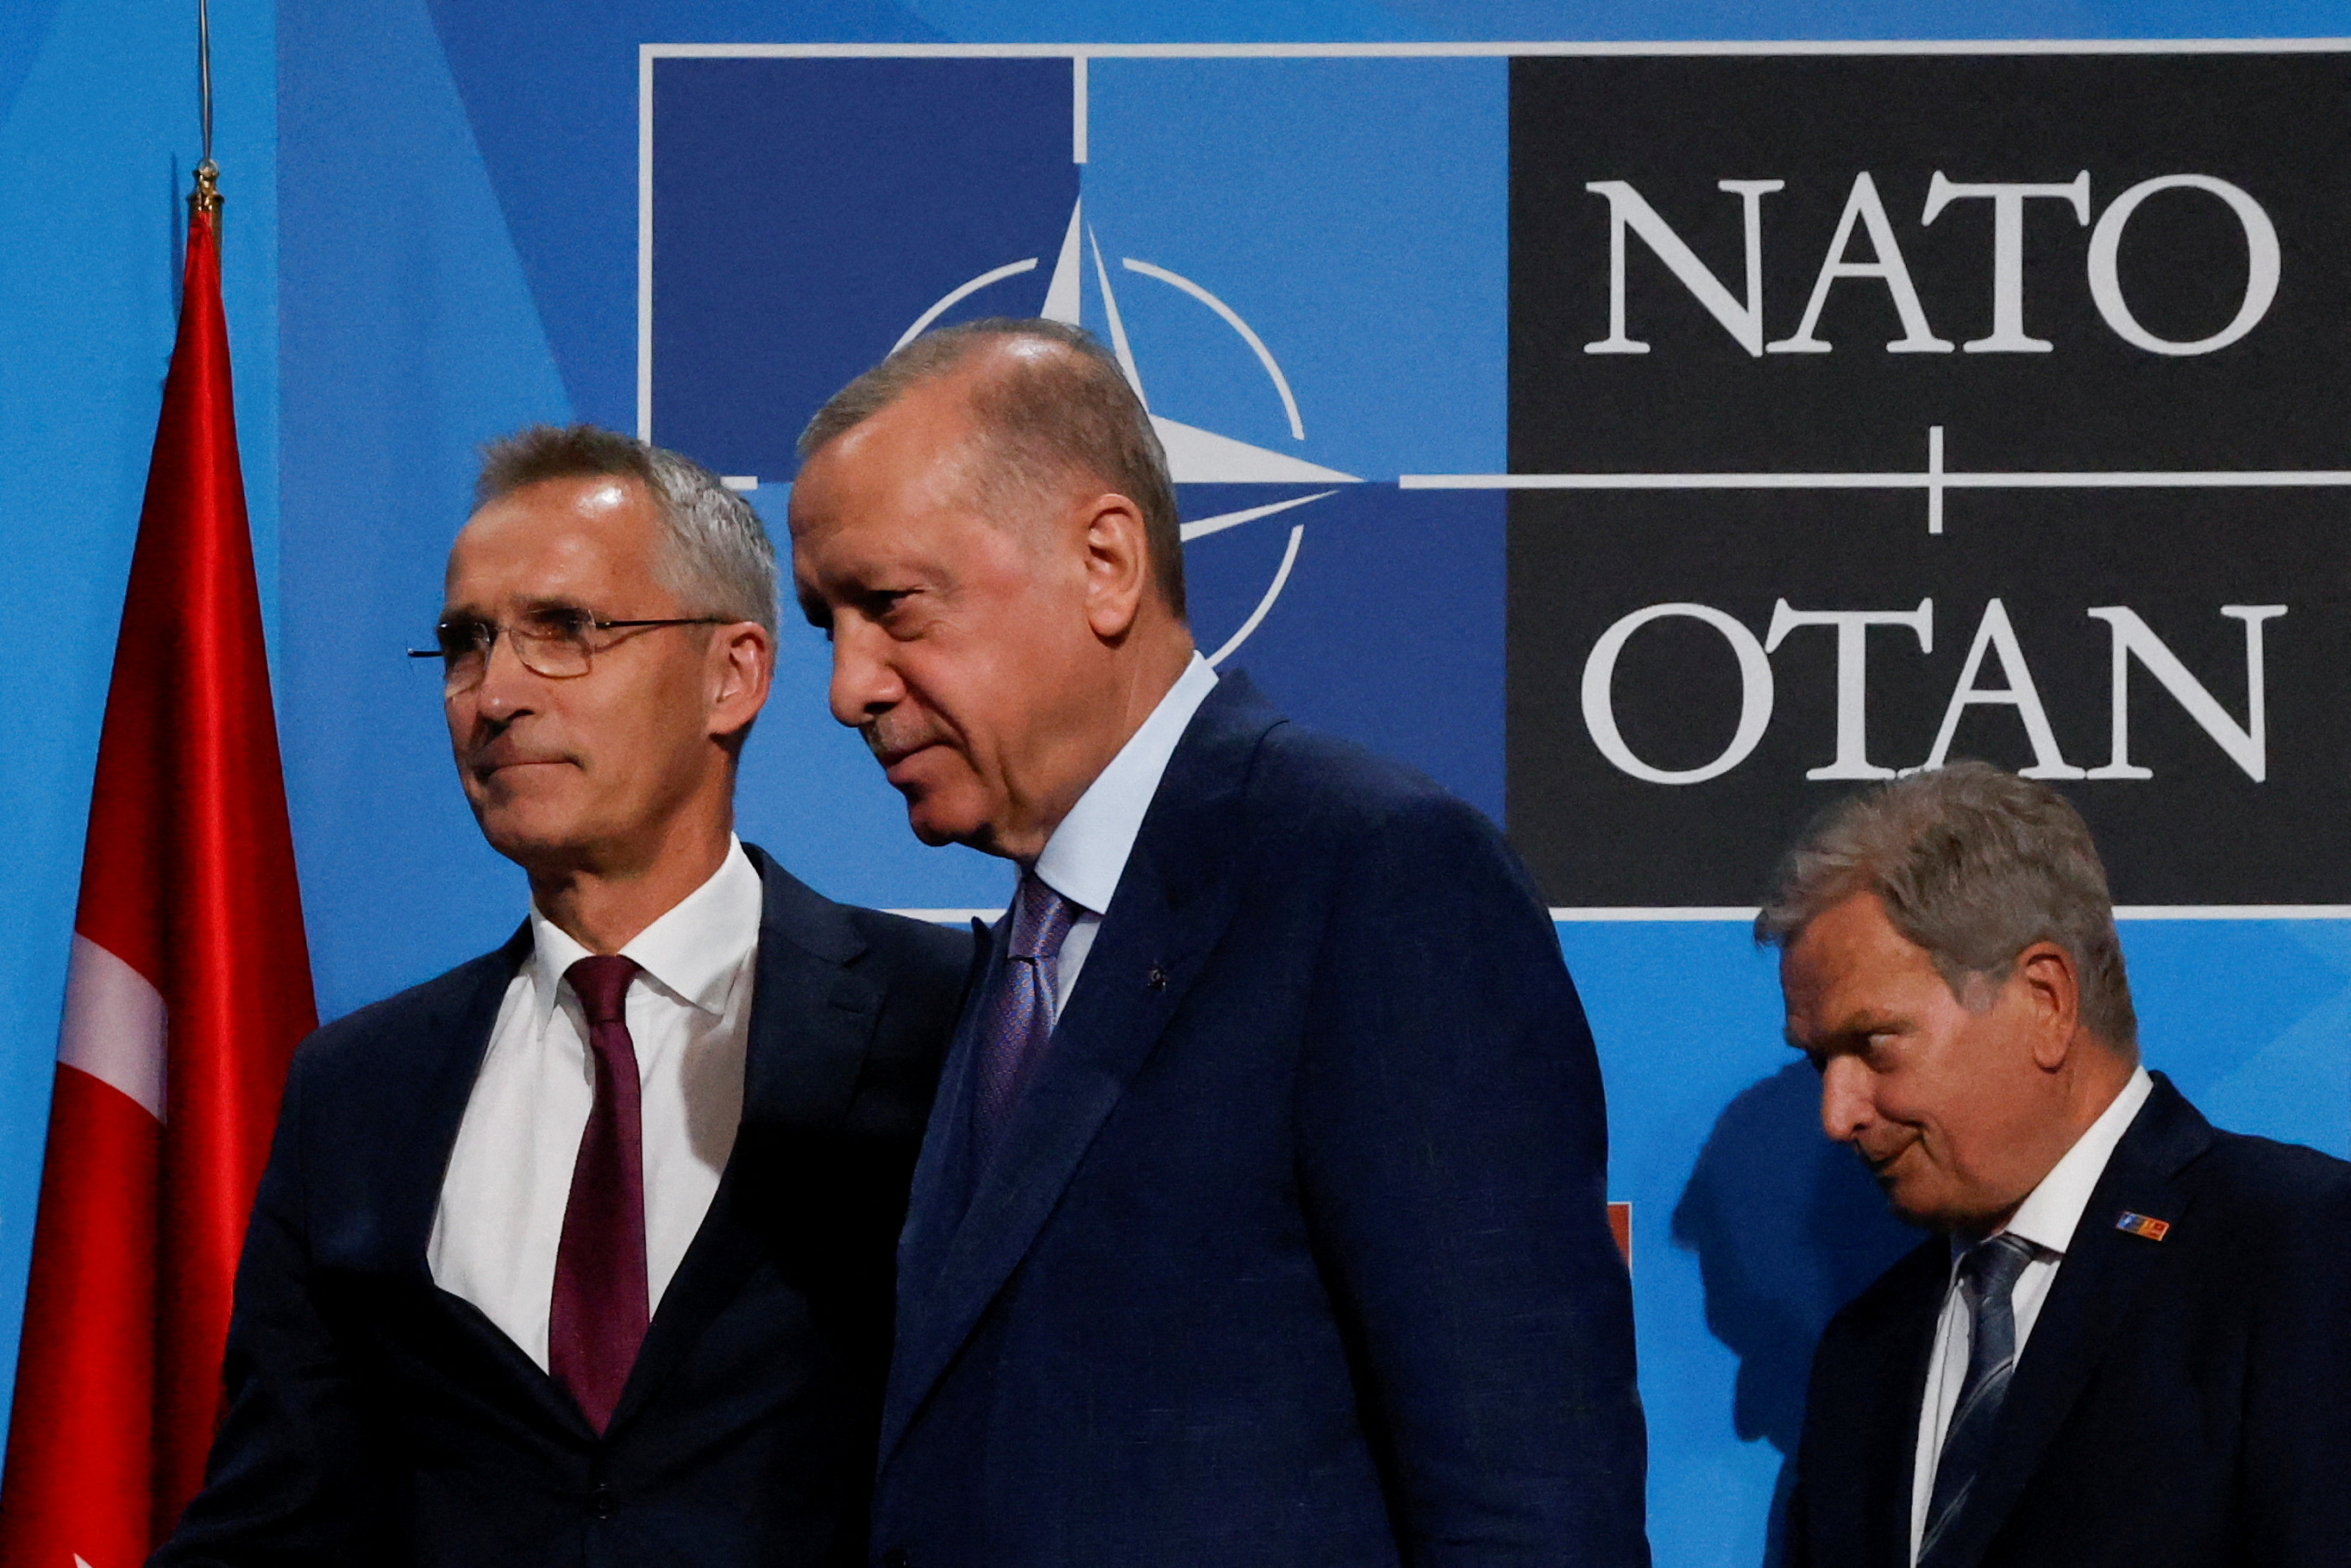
[526,836,764,1032]
[1993,1064,2155,1260]
[1032,653,1219,917]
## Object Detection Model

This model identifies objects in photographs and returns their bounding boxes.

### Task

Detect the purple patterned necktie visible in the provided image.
[549,954,649,1433]
[972,871,1080,1159]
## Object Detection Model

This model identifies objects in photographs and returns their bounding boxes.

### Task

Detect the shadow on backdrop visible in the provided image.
[1673,1059,1922,1566]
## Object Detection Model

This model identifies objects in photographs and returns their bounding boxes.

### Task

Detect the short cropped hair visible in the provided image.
[1755,762,2137,1051]
[475,424,778,635]
[796,318,1185,618]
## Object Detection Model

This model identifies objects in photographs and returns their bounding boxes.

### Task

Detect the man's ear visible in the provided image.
[706,622,774,740]
[2014,941,2083,1069]
[1078,492,1151,642]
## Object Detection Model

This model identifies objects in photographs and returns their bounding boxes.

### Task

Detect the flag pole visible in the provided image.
[0,0,315,1554]
[192,0,219,214]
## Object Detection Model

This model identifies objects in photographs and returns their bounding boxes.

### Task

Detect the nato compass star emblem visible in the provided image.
[896,198,1360,665]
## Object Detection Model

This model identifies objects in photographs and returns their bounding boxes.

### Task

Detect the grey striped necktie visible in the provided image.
[1918,1232,2038,1566]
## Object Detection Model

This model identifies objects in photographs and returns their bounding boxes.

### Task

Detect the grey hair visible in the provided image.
[796,317,1186,618]
[474,424,778,635]
[1755,762,2138,1051]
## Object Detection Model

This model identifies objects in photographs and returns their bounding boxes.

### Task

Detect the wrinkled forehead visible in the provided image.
[446,474,664,605]
[1781,893,1940,1006]
[795,365,1081,536]
[790,430,970,533]
[1777,946,1851,1044]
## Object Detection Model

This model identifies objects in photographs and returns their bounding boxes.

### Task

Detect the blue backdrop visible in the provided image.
[4,6,2348,1566]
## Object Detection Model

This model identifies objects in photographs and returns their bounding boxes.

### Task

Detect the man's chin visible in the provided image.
[1878,1178,1984,1235]
[1882,1193,1945,1232]
[895,781,990,852]
[473,805,591,869]
[906,815,962,849]
[1866,1154,1946,1230]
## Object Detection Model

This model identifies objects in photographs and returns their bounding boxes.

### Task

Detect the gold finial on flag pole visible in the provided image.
[190,0,221,215]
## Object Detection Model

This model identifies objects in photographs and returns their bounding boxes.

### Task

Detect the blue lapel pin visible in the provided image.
[2115,1211,2171,1242]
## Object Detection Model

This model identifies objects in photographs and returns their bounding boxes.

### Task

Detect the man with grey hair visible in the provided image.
[792,321,1646,1568]
[1768,761,2351,1568]
[156,425,970,1564]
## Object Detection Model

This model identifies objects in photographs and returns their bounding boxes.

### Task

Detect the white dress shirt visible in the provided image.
[1908,1064,2154,1563]
[1030,652,1219,1017]
[428,838,762,1370]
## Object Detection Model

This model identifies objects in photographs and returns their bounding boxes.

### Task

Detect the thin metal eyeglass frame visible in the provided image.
[407,615,731,690]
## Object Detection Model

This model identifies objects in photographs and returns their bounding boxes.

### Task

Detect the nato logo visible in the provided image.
[645,51,1512,818]
[888,191,1359,667]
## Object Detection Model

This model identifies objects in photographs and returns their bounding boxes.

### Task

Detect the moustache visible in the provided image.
[862,717,945,768]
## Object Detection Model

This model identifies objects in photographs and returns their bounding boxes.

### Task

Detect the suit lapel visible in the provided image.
[881,674,1282,1465]
[892,922,997,1308]
[1862,1243,1950,1568]
[605,846,880,1435]
[375,926,601,1437]
[388,924,531,1282]
[1927,1076,2210,1568]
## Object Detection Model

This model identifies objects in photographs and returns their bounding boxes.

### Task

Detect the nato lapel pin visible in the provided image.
[2115,1211,2171,1242]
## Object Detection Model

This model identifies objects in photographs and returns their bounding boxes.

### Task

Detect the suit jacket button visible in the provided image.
[881,1550,912,1568]
[589,1483,617,1520]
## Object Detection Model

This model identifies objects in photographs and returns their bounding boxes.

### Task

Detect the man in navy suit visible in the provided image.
[1765,762,2351,1568]
[154,427,969,1565]
[787,319,1649,1568]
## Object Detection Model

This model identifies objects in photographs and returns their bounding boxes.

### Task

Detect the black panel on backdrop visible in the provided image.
[1506,53,2351,907]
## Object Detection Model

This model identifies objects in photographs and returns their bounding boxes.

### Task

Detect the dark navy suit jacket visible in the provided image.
[1784,1073,2351,1568]
[153,845,970,1567]
[872,674,1650,1568]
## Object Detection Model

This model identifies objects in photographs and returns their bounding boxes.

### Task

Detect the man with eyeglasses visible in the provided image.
[154,426,972,1565]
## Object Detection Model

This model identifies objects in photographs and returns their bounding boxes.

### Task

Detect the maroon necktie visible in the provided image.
[549,955,649,1433]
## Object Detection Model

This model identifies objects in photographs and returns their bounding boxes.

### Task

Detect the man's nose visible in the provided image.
[827,621,904,729]
[1818,1057,1876,1145]
[469,630,538,722]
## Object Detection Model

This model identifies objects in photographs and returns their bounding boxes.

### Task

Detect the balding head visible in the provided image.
[798,319,1185,618]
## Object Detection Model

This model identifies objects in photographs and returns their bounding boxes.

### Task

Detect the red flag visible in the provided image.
[0,175,316,1565]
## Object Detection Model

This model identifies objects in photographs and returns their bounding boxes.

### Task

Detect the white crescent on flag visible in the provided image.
[57,933,167,1123]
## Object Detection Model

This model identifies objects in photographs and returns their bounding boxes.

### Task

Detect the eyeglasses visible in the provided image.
[409,607,730,693]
